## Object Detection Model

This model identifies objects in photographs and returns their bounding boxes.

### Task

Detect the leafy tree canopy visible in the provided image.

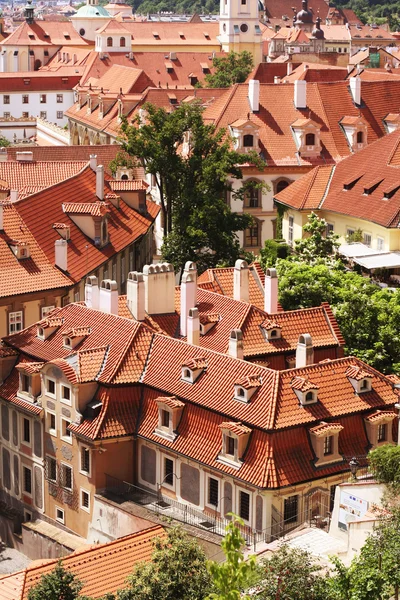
[204,51,254,88]
[120,101,264,273]
[27,561,88,600]
[118,526,213,600]
[368,445,400,492]
[0,135,10,147]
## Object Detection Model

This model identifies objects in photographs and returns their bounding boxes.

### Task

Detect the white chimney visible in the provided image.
[143,263,175,315]
[180,261,197,337]
[264,267,278,314]
[350,76,361,106]
[10,190,18,203]
[16,151,33,162]
[294,80,307,109]
[274,76,280,84]
[84,275,99,310]
[0,148,7,162]
[96,165,104,201]
[127,271,145,321]
[99,279,118,314]
[55,239,68,272]
[229,329,244,360]
[234,259,249,303]
[287,62,293,75]
[90,154,97,172]
[295,333,314,368]
[248,79,260,112]
[187,307,200,346]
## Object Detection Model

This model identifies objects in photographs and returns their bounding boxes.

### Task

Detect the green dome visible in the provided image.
[75,4,110,17]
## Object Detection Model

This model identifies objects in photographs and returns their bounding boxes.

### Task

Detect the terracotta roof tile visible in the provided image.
[365,409,397,422]
[16,362,44,374]
[346,364,373,381]
[310,421,344,435]
[155,395,184,409]
[63,201,110,217]
[220,421,251,436]
[236,374,262,389]
[182,356,207,370]
[109,179,148,191]
[290,376,319,392]
[0,21,89,47]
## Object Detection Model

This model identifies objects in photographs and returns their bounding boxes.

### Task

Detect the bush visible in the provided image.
[369,445,400,490]
[259,239,290,269]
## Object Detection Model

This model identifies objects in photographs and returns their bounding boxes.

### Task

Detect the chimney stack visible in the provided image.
[96,165,104,201]
[84,275,99,310]
[143,263,175,315]
[287,62,293,75]
[55,239,68,272]
[90,154,97,172]
[229,329,244,360]
[294,79,307,109]
[234,259,249,303]
[127,271,145,321]
[350,76,361,106]
[10,190,18,203]
[295,334,314,368]
[274,76,281,84]
[248,79,260,112]
[99,279,118,314]
[187,307,200,346]
[180,261,197,337]
[264,267,278,314]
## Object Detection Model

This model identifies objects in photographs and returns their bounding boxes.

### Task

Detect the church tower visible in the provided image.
[218,0,263,64]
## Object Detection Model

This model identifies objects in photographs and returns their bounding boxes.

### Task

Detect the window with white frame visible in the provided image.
[46,378,56,397]
[61,418,72,443]
[40,111,47,120]
[74,290,80,302]
[56,506,65,524]
[3,112,10,118]
[208,477,219,508]
[163,457,174,487]
[9,311,23,334]
[56,94,63,103]
[40,94,46,104]
[61,464,72,490]
[80,447,90,475]
[23,466,32,495]
[80,488,90,512]
[239,490,250,522]
[363,233,372,247]
[288,216,294,245]
[61,385,71,405]
[57,111,64,119]
[41,305,55,319]
[377,237,384,251]
[47,411,56,435]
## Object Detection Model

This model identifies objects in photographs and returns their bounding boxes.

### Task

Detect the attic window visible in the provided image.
[64,337,72,348]
[154,396,184,442]
[383,185,400,200]
[181,357,207,383]
[234,374,261,403]
[364,180,383,195]
[200,62,210,73]
[343,175,362,191]
[203,32,210,39]
[218,422,251,469]
[152,31,160,39]
[179,31,185,39]
[346,365,373,393]
[23,79,30,85]
[165,61,174,72]
[64,33,71,40]
[44,32,50,38]
[261,319,281,341]
[291,376,319,406]
[309,422,344,466]
[28,34,35,40]
[37,326,44,340]
[9,241,30,260]
[168,93,177,105]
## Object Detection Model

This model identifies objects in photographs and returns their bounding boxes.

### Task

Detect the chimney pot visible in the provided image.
[90,154,97,172]
[234,259,249,303]
[180,261,197,336]
[187,307,200,346]
[287,62,293,75]
[295,333,314,368]
[96,165,104,201]
[55,239,68,272]
[127,271,145,321]
[99,279,118,314]
[85,275,99,310]
[143,263,175,315]
[10,189,17,203]
[264,267,278,313]
[294,80,307,109]
[248,79,260,112]
[229,329,244,360]
[350,76,361,106]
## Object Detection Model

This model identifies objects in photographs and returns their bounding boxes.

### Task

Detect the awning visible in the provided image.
[354,252,400,270]
[338,243,382,258]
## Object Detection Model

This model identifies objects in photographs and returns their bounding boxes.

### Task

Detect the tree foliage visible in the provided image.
[368,445,400,492]
[118,526,213,600]
[207,516,257,600]
[204,51,254,88]
[0,135,10,147]
[27,561,87,600]
[294,212,340,264]
[121,101,264,272]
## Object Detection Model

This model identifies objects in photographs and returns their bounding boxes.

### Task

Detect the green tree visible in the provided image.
[0,135,10,147]
[120,101,264,272]
[28,561,87,600]
[294,212,340,263]
[118,526,213,600]
[207,516,257,600]
[368,445,400,492]
[204,51,254,88]
[259,238,290,269]
[257,543,330,600]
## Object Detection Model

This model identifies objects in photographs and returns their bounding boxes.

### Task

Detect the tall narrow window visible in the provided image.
[284,495,298,524]
[107,37,113,47]
[23,418,30,444]
[305,133,315,146]
[288,216,294,245]
[23,466,32,495]
[81,447,90,474]
[243,134,254,147]
[378,423,387,442]
[120,37,126,47]
[324,435,333,456]
[239,490,250,521]
[208,478,219,507]
[164,458,174,486]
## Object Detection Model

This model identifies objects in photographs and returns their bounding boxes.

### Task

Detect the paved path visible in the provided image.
[0,544,30,575]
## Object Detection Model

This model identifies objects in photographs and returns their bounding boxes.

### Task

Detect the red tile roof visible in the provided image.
[0,160,86,197]
[1,21,89,46]
[220,421,251,436]
[0,71,81,91]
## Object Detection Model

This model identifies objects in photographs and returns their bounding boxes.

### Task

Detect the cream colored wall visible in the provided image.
[0,294,64,339]
[281,208,306,246]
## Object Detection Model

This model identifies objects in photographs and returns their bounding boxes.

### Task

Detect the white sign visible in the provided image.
[338,490,369,531]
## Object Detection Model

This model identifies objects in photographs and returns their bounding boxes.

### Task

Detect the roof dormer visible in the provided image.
[37,316,64,340]
[229,119,260,154]
[291,118,322,157]
[62,326,91,350]
[52,223,70,240]
[218,421,251,469]
[0,346,18,385]
[340,116,368,152]
[346,365,373,394]
[365,410,397,448]
[181,356,207,383]
[9,240,30,260]
[154,395,184,442]
[199,313,220,335]
[16,362,44,403]
[384,113,400,134]
[234,374,261,403]
[261,318,281,341]
[291,376,319,405]
[310,421,344,466]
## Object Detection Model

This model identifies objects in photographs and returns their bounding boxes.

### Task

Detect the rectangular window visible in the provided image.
[208,477,219,507]
[164,457,174,486]
[3,95,9,104]
[378,423,387,442]
[129,248,134,272]
[288,216,294,245]
[41,305,55,318]
[112,260,117,281]
[40,94,46,104]
[226,435,236,457]
[21,373,30,393]
[3,112,10,118]
[239,490,250,521]
[363,233,372,247]
[47,379,55,395]
[61,385,71,404]
[47,456,57,481]
[56,507,64,524]
[326,223,334,235]
[324,435,333,456]
[57,94,63,103]
[47,412,56,435]
[9,311,23,334]
[121,255,126,284]
[23,418,30,444]
[245,223,259,247]
[22,112,29,118]
[61,464,72,490]
[81,489,90,511]
[330,485,337,513]
[57,111,64,119]
[74,290,80,302]
[284,495,298,524]
[23,466,32,495]
[161,409,170,428]
[61,419,71,441]
[377,237,384,251]
[347,228,355,238]
[22,95,29,104]
[81,447,90,474]
[40,111,47,120]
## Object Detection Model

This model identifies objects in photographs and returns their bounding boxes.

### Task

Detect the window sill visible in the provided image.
[217,455,242,470]
[61,436,72,445]
[154,428,177,442]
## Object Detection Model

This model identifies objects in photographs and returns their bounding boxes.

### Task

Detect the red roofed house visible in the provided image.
[0,274,397,555]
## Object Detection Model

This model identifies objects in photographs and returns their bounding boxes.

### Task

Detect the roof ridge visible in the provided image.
[317,164,336,209]
[213,84,240,129]
[320,302,346,346]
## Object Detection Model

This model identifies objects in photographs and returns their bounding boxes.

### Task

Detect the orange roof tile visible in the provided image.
[63,201,110,217]
[182,356,207,370]
[290,376,319,392]
[310,421,344,435]
[346,364,373,381]
[220,421,252,436]
[109,179,148,191]
[16,362,44,374]
[236,374,262,389]
[155,395,184,409]
[0,20,89,46]
[365,410,397,422]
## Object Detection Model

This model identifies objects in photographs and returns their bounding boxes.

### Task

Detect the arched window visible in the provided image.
[121,173,129,180]
[107,37,113,47]
[276,180,290,194]
[243,134,254,147]
[244,180,260,208]
[305,391,314,402]
[305,133,315,146]
[120,37,126,47]
[357,131,364,144]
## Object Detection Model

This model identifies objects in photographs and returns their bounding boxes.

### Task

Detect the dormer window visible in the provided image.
[291,118,322,157]
[9,240,30,260]
[243,134,254,147]
[364,410,396,448]
[346,365,373,394]
[340,116,367,152]
[384,113,400,134]
[218,422,251,469]
[291,376,319,406]
[64,337,72,348]
[36,316,63,340]
[310,421,343,466]
[62,327,91,350]
[305,133,315,146]
[261,319,282,341]
[181,357,207,383]
[17,362,43,402]
[199,313,219,335]
[154,396,184,442]
[234,374,261,403]
[101,219,108,245]
[37,326,44,340]
[229,119,260,154]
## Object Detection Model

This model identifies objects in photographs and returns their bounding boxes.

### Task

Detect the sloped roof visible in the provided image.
[0,21,89,46]
[0,160,86,198]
